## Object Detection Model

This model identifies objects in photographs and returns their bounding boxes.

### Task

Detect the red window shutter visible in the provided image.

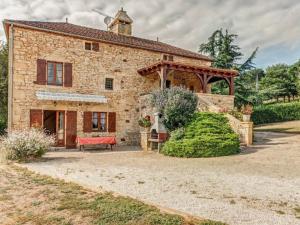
[64,63,72,87]
[108,112,116,132]
[30,109,43,128]
[35,59,46,85]
[83,111,92,133]
[66,111,77,149]
[92,42,99,52]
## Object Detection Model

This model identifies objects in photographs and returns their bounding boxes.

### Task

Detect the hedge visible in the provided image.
[0,118,6,135]
[161,113,240,158]
[252,101,300,125]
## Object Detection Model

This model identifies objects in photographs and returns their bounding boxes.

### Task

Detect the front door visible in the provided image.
[56,111,65,147]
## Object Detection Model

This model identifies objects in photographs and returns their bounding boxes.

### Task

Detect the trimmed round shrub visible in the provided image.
[0,128,55,161]
[161,112,240,158]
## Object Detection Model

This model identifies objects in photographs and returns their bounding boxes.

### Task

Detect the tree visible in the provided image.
[0,42,8,124]
[199,29,259,106]
[260,64,299,102]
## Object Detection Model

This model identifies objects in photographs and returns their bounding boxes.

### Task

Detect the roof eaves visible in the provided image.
[3,20,212,61]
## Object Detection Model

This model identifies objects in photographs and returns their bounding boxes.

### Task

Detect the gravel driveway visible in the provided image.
[23,132,300,225]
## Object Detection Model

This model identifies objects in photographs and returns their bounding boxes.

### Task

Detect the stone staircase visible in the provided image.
[197,94,253,146]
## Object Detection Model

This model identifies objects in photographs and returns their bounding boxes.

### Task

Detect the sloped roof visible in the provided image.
[3,20,212,61]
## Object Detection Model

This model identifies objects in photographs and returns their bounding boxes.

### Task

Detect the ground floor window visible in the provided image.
[92,112,107,132]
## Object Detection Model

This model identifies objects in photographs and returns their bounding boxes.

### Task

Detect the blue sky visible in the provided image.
[0,0,299,68]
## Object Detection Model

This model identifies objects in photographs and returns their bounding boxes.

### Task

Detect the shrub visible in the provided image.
[252,101,300,125]
[138,116,151,128]
[161,112,240,158]
[151,87,198,131]
[0,128,55,161]
[0,118,6,135]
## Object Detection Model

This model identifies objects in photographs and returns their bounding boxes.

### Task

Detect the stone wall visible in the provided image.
[197,93,235,111]
[9,26,210,145]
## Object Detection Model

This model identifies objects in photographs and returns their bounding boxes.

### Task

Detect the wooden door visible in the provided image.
[30,109,43,128]
[56,111,65,147]
[66,111,77,149]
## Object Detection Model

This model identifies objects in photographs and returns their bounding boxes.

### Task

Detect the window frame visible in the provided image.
[85,42,92,51]
[47,61,63,86]
[105,78,114,90]
[91,112,107,132]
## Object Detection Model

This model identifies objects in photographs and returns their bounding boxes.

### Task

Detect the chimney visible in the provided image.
[108,8,133,36]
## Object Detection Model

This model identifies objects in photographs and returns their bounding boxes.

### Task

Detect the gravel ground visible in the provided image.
[23,132,300,225]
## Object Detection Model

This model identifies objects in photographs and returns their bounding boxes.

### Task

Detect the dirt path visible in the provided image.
[23,132,300,225]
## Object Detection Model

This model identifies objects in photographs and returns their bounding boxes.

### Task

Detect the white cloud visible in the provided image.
[0,0,299,67]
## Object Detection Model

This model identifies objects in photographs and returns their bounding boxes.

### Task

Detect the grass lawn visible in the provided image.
[254,120,300,133]
[0,165,226,225]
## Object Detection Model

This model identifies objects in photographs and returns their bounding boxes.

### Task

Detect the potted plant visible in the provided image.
[138,115,151,131]
[241,104,253,122]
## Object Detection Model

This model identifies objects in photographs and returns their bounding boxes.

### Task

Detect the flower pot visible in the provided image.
[242,114,251,122]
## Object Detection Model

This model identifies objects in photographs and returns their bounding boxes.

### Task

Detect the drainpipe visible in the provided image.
[7,24,14,132]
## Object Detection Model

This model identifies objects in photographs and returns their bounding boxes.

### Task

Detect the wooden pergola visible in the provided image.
[137,61,239,95]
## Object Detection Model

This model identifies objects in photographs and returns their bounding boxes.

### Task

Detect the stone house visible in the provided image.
[3,8,238,148]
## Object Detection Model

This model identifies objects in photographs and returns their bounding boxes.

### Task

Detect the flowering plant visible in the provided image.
[241,104,253,115]
[138,116,151,128]
[0,128,55,161]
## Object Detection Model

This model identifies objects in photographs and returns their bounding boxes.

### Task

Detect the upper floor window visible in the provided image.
[85,42,99,52]
[47,62,63,86]
[85,42,91,50]
[162,54,174,61]
[105,78,114,90]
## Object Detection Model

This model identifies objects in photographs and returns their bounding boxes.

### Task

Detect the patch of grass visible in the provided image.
[0,194,12,201]
[10,166,227,225]
[275,210,285,215]
[229,200,236,204]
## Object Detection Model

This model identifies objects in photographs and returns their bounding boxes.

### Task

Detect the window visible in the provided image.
[92,112,107,132]
[92,42,99,51]
[166,80,171,89]
[162,54,174,61]
[47,62,63,85]
[85,42,91,50]
[105,78,114,90]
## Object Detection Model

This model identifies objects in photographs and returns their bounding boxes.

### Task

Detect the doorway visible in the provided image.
[43,110,65,147]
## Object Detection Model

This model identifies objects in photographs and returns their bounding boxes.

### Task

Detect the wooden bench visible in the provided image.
[76,136,117,151]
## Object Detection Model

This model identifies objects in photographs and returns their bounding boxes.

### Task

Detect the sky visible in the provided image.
[0,0,299,68]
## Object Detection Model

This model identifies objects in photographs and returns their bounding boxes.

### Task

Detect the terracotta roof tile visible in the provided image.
[4,20,212,61]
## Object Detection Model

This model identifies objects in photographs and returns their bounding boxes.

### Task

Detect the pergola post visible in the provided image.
[203,74,208,93]
[158,66,167,90]
[229,77,235,95]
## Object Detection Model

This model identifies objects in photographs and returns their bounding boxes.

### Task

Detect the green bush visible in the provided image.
[0,118,6,135]
[252,101,300,125]
[162,113,240,158]
[151,87,198,131]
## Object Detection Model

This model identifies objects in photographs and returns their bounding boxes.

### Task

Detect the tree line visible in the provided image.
[199,29,300,107]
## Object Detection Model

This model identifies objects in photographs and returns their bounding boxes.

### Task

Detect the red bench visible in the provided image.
[76,136,117,151]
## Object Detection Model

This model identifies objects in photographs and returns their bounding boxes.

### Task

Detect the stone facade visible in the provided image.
[8,26,211,146]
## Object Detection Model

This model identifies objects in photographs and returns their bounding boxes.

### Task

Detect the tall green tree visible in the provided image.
[0,42,8,124]
[260,63,299,102]
[199,29,259,107]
